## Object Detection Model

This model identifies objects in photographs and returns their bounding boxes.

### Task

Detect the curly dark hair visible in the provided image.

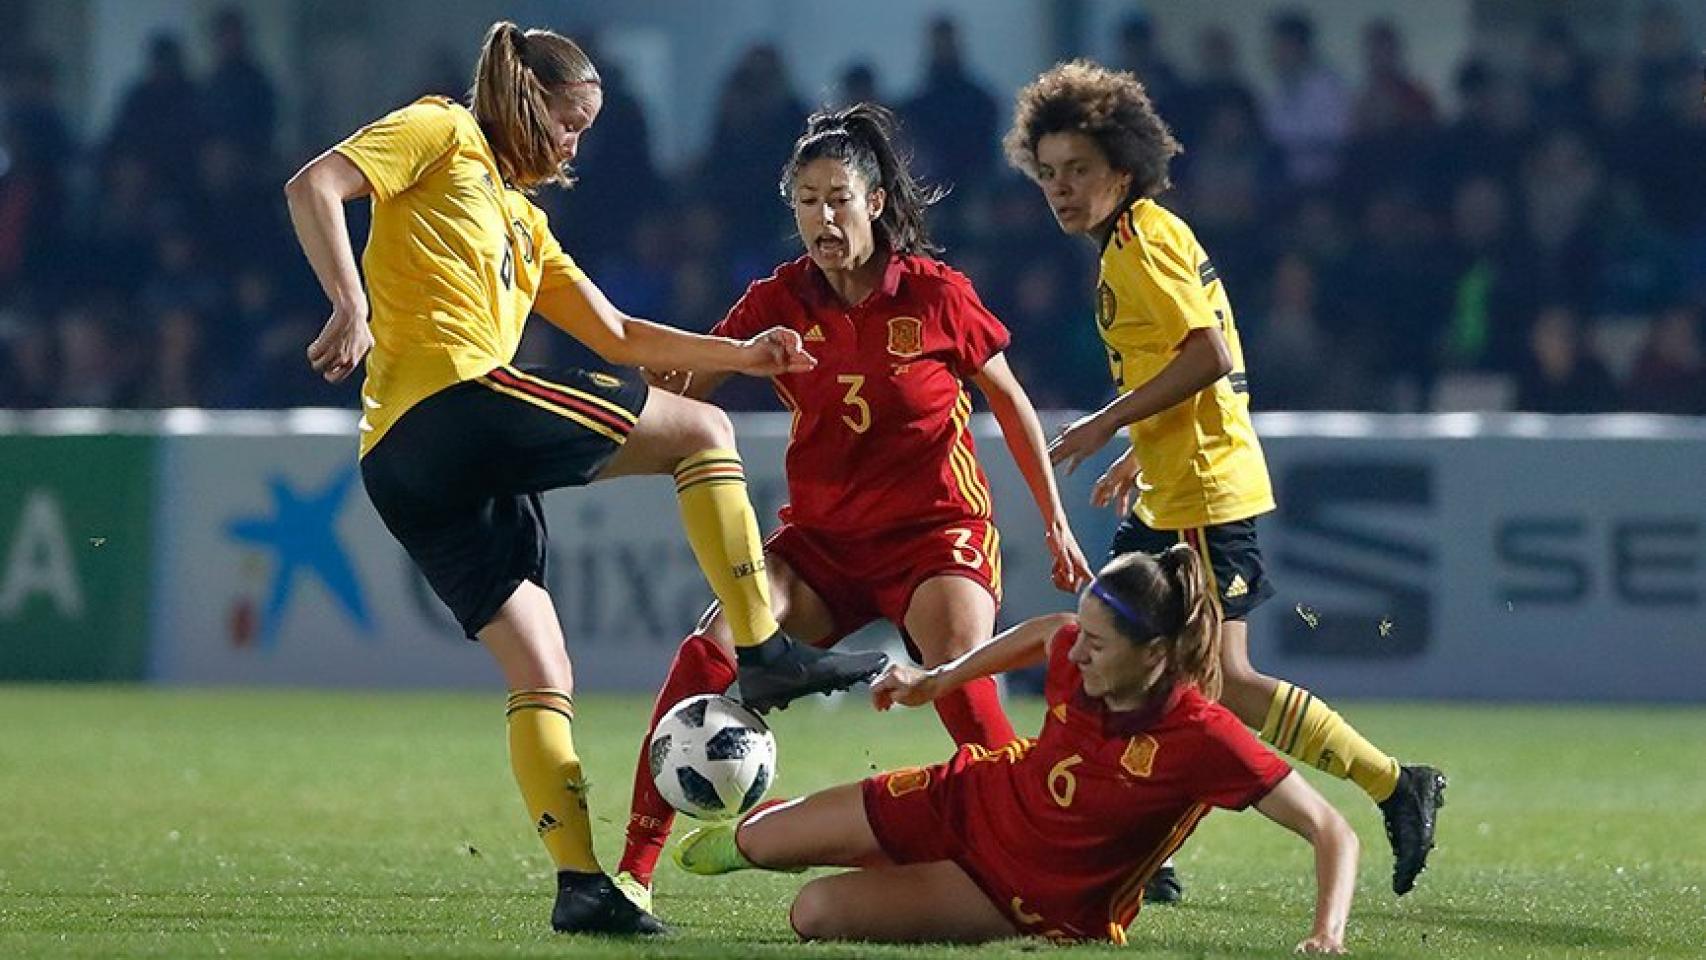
[1003,59,1181,198]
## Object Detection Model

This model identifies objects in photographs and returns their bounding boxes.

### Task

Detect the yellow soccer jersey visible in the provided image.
[1096,198,1274,529]
[333,96,587,455]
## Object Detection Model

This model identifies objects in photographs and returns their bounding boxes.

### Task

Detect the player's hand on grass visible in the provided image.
[1046,517,1093,592]
[642,367,693,394]
[306,301,372,383]
[1295,932,1346,954]
[1048,412,1117,475]
[741,327,817,376]
[871,664,941,711]
[1090,447,1144,515]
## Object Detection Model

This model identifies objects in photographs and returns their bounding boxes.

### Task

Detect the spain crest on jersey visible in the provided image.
[886,316,924,358]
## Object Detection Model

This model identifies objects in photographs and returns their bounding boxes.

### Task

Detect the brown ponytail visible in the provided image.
[1156,543,1222,699]
[469,21,599,191]
[1090,545,1223,698]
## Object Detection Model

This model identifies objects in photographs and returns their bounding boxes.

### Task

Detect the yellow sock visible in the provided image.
[505,689,599,873]
[672,449,778,647]
[1261,682,1401,803]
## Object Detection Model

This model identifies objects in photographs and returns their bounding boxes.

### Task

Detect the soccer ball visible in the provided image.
[649,694,776,821]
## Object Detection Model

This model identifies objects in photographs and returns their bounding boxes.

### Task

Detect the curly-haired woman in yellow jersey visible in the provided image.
[284,22,885,936]
[1004,60,1446,905]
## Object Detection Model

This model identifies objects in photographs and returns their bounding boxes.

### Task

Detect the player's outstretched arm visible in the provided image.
[1049,326,1231,474]
[284,150,374,383]
[973,353,1092,591]
[536,278,815,377]
[872,613,1073,711]
[1255,772,1359,955]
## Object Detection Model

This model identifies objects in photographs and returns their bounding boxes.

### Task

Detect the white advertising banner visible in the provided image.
[145,413,1706,700]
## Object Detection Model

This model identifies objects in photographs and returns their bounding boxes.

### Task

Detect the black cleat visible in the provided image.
[736,637,889,714]
[1143,864,1183,905]
[551,872,670,936]
[1380,764,1447,896]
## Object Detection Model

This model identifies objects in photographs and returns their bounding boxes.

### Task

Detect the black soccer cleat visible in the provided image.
[551,872,670,936]
[1143,864,1184,905]
[1379,764,1447,896]
[736,638,889,715]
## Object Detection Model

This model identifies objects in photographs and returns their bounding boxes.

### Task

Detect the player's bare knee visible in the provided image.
[685,400,736,452]
[789,880,839,940]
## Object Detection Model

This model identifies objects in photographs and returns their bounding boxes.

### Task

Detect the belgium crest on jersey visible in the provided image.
[1097,281,1117,330]
[886,316,924,358]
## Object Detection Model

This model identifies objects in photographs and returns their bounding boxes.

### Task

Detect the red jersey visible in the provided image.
[712,253,1010,535]
[864,622,1289,941]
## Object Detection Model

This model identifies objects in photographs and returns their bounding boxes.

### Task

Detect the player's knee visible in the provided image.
[788,880,841,941]
[685,400,736,452]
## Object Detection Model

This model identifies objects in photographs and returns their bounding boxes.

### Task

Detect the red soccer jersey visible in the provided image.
[712,253,1011,535]
[949,622,1290,938]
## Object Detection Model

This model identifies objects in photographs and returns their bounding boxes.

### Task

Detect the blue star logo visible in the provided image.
[227,466,372,648]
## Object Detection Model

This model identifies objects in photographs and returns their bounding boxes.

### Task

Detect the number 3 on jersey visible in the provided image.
[838,374,871,433]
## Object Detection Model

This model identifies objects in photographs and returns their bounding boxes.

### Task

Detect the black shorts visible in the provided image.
[360,364,649,638]
[1107,514,1275,621]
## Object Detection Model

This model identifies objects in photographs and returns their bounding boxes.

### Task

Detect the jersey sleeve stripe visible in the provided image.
[947,392,993,516]
[1107,802,1209,929]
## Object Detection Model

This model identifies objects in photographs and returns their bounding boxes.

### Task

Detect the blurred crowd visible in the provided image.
[2,5,1703,414]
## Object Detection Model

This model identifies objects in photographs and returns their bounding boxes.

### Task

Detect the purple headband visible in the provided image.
[1087,579,1157,640]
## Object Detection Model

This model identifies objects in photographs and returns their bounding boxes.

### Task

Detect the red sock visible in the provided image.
[932,675,1016,747]
[619,633,737,886]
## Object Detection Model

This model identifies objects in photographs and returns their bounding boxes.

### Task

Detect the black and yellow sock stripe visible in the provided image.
[478,366,637,444]
[1263,682,1313,753]
[506,688,575,721]
[673,451,747,495]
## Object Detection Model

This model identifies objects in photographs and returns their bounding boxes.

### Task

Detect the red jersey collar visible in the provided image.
[790,250,907,309]
[1075,679,1190,738]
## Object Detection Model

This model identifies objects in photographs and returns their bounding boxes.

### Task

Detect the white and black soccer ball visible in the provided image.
[649,694,777,821]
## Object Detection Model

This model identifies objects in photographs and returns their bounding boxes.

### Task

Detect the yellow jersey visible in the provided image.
[333,96,587,456]
[1096,198,1274,529]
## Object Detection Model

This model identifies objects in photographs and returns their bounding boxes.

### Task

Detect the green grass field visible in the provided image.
[2,688,1702,959]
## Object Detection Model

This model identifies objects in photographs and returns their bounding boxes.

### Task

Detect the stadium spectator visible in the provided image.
[1246,254,1363,410]
[1428,59,1530,206]
[834,61,883,109]
[901,17,1000,191]
[1262,10,1351,186]
[1526,16,1593,129]
[1341,19,1437,209]
[1624,302,1706,414]
[702,44,806,248]
[1114,13,1182,120]
[1173,26,1260,149]
[199,5,278,164]
[1633,1,1693,114]
[0,51,73,306]
[1439,176,1538,374]
[1514,304,1619,413]
[107,33,202,201]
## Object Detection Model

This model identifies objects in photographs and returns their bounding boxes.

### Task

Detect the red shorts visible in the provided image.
[766,517,1001,651]
[860,749,1119,943]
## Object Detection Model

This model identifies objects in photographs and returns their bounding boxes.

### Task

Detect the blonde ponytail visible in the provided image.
[469,21,599,191]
